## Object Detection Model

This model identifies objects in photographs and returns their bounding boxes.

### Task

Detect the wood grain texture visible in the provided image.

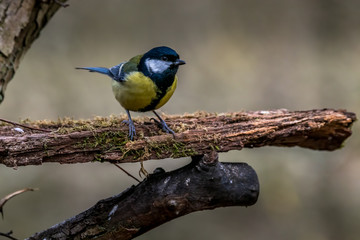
[0,109,356,167]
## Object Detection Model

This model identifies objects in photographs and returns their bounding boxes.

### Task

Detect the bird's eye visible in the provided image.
[161,56,168,61]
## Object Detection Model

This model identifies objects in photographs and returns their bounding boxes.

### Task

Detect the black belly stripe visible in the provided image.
[139,86,168,112]
[139,75,175,112]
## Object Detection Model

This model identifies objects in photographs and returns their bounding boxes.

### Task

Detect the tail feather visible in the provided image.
[76,67,112,77]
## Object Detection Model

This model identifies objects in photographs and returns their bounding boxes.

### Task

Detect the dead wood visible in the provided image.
[27,153,259,240]
[0,109,356,168]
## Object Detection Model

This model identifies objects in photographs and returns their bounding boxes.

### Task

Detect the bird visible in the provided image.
[76,46,185,140]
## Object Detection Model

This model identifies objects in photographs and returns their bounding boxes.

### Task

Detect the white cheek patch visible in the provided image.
[145,59,171,74]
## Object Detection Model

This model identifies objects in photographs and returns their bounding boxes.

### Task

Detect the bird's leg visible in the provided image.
[122,110,136,140]
[152,111,175,137]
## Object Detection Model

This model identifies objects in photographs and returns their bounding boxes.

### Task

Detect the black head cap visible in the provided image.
[139,46,185,77]
[143,46,180,61]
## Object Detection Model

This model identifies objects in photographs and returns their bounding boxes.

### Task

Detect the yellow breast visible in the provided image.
[112,72,157,111]
[112,72,177,112]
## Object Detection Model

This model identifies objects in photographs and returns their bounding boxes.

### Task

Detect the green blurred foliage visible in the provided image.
[0,0,359,239]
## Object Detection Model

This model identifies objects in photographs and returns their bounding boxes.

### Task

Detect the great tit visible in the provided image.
[76,46,185,140]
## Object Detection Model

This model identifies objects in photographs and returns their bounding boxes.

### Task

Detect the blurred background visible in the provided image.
[0,0,359,239]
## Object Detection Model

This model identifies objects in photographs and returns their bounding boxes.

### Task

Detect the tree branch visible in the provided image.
[0,0,68,103]
[0,109,356,168]
[27,153,259,240]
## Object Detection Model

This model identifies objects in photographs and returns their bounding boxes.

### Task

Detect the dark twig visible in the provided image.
[112,163,141,183]
[0,231,19,240]
[0,118,52,133]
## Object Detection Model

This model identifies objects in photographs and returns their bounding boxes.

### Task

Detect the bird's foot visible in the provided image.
[150,117,175,137]
[122,119,136,140]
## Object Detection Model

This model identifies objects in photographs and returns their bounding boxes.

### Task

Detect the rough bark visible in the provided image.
[0,109,356,168]
[27,153,259,240]
[0,0,68,103]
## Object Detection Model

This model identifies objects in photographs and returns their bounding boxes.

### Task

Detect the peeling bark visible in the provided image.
[0,109,356,168]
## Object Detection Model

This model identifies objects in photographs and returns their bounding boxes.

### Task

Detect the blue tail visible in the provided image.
[76,67,112,77]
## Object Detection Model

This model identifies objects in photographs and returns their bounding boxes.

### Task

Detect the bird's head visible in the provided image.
[139,46,185,79]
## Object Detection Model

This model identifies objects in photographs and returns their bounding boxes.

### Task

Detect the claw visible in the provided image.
[152,111,175,137]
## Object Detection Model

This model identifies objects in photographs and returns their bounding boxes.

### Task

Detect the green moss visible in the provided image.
[80,131,129,151]
[170,141,198,158]
[93,154,105,162]
[144,140,198,159]
[101,139,198,161]
[17,115,129,134]
[209,144,220,151]
[6,115,203,161]
[18,115,200,160]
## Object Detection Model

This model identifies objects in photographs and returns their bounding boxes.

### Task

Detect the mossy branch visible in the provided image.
[0,109,356,168]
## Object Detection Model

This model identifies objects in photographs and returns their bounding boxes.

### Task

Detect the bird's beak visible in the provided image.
[172,59,186,67]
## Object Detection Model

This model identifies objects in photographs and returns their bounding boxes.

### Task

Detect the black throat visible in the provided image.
[138,59,178,112]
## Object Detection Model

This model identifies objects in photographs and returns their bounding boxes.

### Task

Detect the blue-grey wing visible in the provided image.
[109,62,127,82]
